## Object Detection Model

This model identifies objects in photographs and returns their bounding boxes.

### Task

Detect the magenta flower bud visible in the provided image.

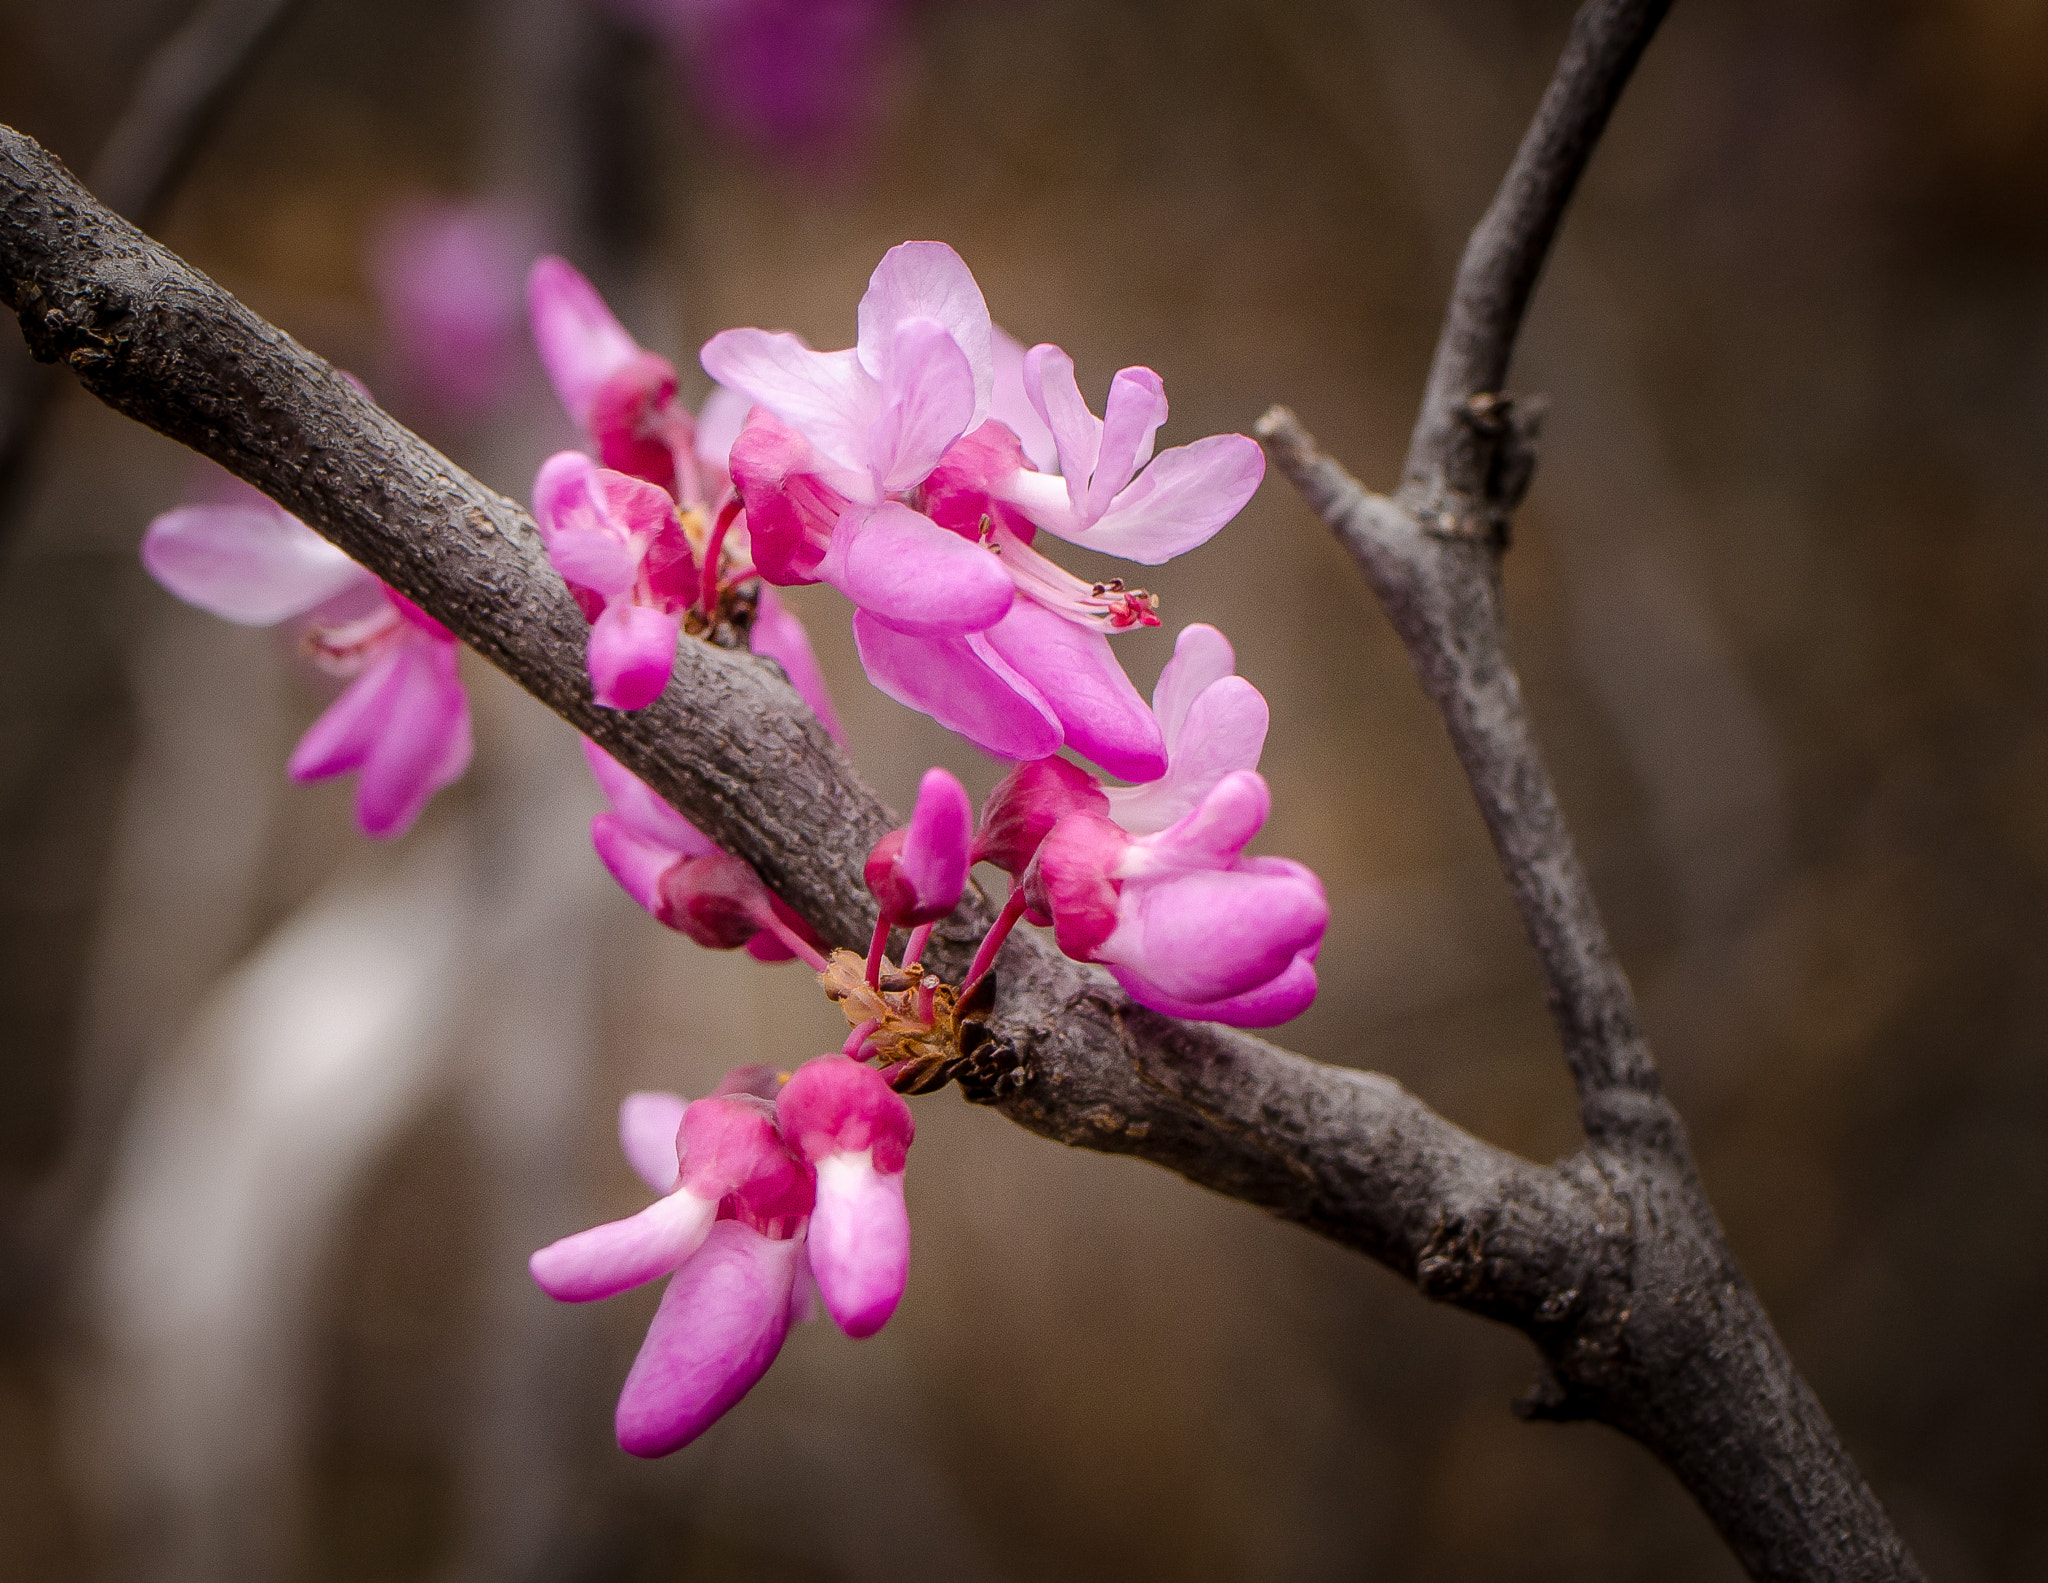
[1026,771,1328,1028]
[863,767,972,926]
[777,1056,914,1339]
[971,756,1109,879]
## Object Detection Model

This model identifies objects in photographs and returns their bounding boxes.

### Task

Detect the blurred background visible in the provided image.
[3,0,2046,1577]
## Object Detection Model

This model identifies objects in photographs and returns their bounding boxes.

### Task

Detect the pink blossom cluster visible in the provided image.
[532,1055,913,1455]
[135,234,1331,1461]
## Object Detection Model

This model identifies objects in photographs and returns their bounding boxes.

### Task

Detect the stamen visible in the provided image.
[985,519,1162,632]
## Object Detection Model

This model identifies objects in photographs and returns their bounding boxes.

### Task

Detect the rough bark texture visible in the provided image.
[0,0,1925,1567]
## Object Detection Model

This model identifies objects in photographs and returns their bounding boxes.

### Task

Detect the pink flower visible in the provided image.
[1103,623,1269,835]
[532,1089,814,1456]
[141,480,472,840]
[864,767,972,929]
[775,1056,914,1338]
[704,242,1017,641]
[1025,771,1327,1028]
[582,739,827,965]
[529,254,748,503]
[604,0,904,165]
[533,452,697,710]
[368,197,537,422]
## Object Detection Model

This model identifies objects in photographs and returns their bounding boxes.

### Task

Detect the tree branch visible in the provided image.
[1253,0,1926,1578]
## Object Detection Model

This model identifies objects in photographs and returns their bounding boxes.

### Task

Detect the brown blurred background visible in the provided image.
[3,0,2046,1578]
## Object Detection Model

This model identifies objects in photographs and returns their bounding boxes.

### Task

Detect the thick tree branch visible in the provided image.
[1255,1,1925,1578]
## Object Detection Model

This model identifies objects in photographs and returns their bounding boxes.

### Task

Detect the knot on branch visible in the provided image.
[1422,391,1549,547]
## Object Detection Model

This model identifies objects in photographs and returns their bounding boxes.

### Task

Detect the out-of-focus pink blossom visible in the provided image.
[582,739,826,965]
[533,452,696,709]
[369,198,537,422]
[605,0,904,165]
[776,1055,914,1337]
[1025,770,1326,1028]
[141,480,472,840]
[1103,623,1269,835]
[532,1090,814,1456]
[864,767,971,928]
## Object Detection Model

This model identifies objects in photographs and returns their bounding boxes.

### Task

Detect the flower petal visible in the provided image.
[1105,676,1268,835]
[808,1151,909,1339]
[591,812,682,919]
[1047,433,1265,564]
[142,503,366,625]
[991,326,1058,473]
[287,645,409,784]
[530,1187,717,1303]
[529,256,643,431]
[695,384,751,478]
[1109,952,1319,1028]
[900,767,973,919]
[588,602,680,710]
[1150,623,1237,752]
[614,1222,800,1457]
[1022,343,1100,515]
[351,637,472,839]
[619,1091,689,1194]
[855,241,993,428]
[982,600,1165,783]
[1120,769,1271,878]
[820,501,1014,637]
[580,738,712,853]
[851,611,1062,762]
[1086,366,1167,519]
[699,330,878,476]
[866,317,977,492]
[1101,863,1328,1004]
[749,587,846,745]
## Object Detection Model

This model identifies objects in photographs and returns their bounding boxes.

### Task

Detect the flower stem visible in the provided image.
[842,1017,880,1059]
[957,888,1028,1011]
[865,913,893,988]
[903,921,934,969]
[698,491,744,617]
[763,912,829,972]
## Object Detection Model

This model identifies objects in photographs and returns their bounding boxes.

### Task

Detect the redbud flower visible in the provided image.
[865,767,972,927]
[141,479,471,839]
[1026,770,1327,1027]
[531,1091,813,1456]
[533,452,696,709]
[776,1055,915,1338]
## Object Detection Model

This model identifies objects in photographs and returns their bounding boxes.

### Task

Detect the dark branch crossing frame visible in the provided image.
[0,2,1924,1574]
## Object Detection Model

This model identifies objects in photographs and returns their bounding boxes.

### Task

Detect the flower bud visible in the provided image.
[864,767,972,925]
[971,756,1108,878]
